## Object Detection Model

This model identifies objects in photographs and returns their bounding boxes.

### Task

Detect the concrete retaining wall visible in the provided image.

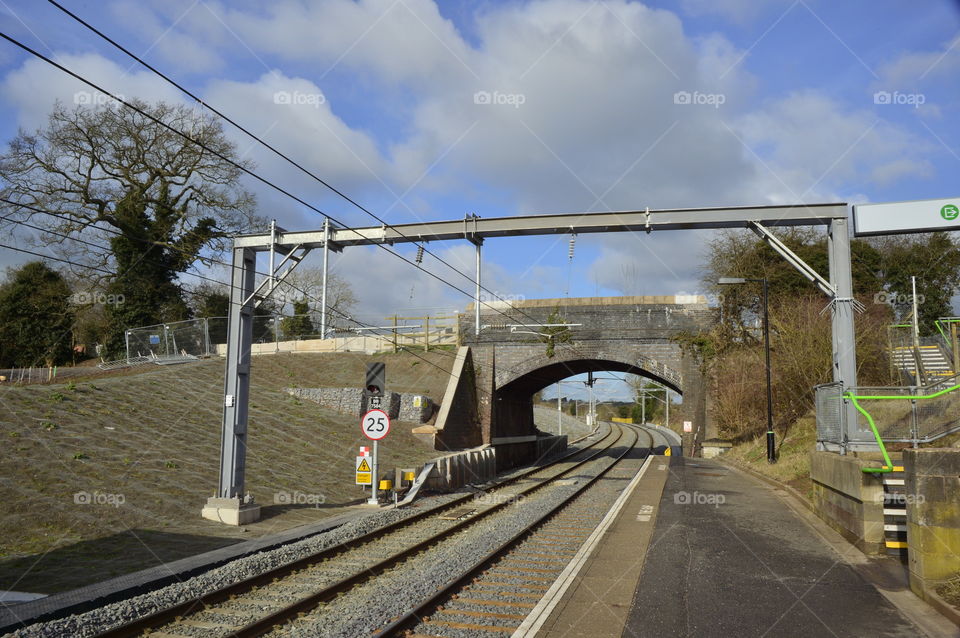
[809,451,885,554]
[421,434,567,491]
[424,447,497,491]
[904,448,960,599]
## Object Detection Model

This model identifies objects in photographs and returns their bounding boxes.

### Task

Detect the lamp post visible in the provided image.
[719,277,776,463]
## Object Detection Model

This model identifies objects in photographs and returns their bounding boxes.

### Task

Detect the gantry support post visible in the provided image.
[202,246,262,525]
[828,216,860,452]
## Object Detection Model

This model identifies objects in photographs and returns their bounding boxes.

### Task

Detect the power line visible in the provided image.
[0,30,507,323]
[40,3,573,339]
[0,27,589,375]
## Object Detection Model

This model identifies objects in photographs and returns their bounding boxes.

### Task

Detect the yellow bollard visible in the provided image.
[379,479,393,491]
[664,447,672,456]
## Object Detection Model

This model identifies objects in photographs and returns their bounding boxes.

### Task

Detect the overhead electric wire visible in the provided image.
[3,202,468,392]
[41,1,574,339]
[0,29,557,346]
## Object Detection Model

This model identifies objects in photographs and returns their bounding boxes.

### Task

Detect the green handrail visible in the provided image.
[845,393,894,473]
[845,381,960,474]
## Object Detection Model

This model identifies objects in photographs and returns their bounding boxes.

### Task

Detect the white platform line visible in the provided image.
[512,455,655,637]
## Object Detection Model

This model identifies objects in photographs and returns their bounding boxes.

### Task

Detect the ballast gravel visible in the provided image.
[3,428,609,638]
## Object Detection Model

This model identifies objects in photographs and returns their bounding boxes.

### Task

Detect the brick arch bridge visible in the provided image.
[430,296,716,463]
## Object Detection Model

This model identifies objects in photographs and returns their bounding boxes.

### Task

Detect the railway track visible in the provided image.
[376,424,653,637]
[86,423,644,638]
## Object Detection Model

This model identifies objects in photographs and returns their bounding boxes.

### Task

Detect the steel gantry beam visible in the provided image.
[204,202,862,525]
[232,203,846,249]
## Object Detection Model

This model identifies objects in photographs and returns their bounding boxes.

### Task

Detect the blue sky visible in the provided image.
[0,0,958,399]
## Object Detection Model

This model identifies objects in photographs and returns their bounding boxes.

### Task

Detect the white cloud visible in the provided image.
[0,1,943,313]
[736,90,934,199]
[0,53,183,131]
[877,35,960,87]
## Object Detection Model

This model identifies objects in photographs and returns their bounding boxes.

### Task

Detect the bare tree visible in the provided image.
[275,266,357,330]
[0,99,264,354]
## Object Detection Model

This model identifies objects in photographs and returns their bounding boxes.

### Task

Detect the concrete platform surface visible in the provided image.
[534,455,672,637]
[622,458,951,637]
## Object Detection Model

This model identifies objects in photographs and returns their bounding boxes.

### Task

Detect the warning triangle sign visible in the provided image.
[356,458,371,472]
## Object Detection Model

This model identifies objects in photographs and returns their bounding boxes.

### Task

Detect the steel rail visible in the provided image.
[226,426,628,637]
[373,423,649,636]
[91,424,616,638]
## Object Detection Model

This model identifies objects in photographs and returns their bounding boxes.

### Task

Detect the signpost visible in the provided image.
[853,197,960,236]
[361,408,390,504]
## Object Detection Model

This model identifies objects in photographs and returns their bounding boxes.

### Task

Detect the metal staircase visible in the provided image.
[890,344,954,379]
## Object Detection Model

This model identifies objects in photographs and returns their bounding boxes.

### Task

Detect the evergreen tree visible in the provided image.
[0,262,74,367]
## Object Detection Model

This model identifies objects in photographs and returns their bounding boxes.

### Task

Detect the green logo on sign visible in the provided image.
[942,204,959,221]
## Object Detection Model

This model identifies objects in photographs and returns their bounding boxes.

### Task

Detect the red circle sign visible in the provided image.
[361,409,391,441]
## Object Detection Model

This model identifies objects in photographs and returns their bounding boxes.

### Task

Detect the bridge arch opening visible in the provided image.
[493,358,683,445]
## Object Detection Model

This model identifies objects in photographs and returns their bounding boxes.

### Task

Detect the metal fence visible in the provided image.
[814,382,845,448]
[125,313,460,359]
[816,374,960,449]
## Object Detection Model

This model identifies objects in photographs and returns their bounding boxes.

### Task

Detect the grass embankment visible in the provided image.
[721,414,818,499]
[0,351,453,593]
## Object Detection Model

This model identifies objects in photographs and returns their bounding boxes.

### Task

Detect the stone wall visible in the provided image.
[460,297,714,450]
[903,448,960,598]
[288,387,435,423]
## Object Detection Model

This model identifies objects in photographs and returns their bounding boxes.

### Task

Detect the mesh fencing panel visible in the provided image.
[814,382,845,446]
[852,386,915,441]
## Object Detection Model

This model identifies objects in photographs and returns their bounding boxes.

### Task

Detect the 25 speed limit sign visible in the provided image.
[361,409,390,441]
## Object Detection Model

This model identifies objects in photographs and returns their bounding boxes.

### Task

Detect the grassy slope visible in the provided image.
[0,350,453,593]
[721,414,818,499]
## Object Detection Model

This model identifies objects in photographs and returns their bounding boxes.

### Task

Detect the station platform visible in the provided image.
[534,456,957,638]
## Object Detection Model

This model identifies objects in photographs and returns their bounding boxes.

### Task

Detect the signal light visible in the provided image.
[365,362,385,397]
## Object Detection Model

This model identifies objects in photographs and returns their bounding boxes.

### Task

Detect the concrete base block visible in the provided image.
[810,451,885,554]
[201,497,261,526]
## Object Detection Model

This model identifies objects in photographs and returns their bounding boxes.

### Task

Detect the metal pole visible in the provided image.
[911,276,923,385]
[641,386,646,425]
[557,383,562,434]
[475,240,482,338]
[828,217,859,452]
[763,278,776,463]
[665,387,670,429]
[321,217,329,339]
[217,246,256,499]
[368,440,379,505]
[952,322,959,377]
[268,219,276,293]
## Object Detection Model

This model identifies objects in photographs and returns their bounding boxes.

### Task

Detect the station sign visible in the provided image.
[853,197,960,236]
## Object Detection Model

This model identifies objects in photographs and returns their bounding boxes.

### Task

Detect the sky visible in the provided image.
[0,0,958,401]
